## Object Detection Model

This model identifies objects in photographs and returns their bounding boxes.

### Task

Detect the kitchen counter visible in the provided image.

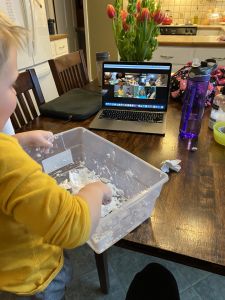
[160,24,225,30]
[157,35,225,47]
[49,34,68,41]
[197,25,225,30]
[157,24,225,47]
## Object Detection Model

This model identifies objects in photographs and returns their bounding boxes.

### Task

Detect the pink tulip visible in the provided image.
[107,4,116,19]
[120,10,129,31]
[123,22,130,31]
[153,10,165,24]
[136,13,142,22]
[120,9,128,22]
[141,8,150,21]
[136,1,141,13]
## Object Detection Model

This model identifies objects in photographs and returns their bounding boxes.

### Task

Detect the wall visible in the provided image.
[124,0,225,25]
[44,0,55,19]
[161,0,225,25]
[84,0,118,80]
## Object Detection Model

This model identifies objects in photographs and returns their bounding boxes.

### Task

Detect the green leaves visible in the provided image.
[114,0,123,11]
[108,0,162,61]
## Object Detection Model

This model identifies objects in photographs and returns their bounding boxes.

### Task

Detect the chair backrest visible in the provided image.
[11,68,45,130]
[48,49,89,96]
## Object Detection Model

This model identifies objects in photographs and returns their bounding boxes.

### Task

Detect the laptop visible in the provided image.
[89,61,172,135]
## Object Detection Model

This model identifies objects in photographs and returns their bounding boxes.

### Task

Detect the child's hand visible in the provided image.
[78,182,112,206]
[77,181,112,235]
[15,130,54,148]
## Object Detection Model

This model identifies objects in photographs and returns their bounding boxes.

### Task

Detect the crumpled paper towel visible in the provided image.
[161,159,181,173]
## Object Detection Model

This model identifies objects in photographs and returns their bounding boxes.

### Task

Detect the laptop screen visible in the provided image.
[102,61,171,112]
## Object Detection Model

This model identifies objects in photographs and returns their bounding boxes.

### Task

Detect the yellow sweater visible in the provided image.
[0,133,91,295]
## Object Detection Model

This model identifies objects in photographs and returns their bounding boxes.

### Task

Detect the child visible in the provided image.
[0,11,111,299]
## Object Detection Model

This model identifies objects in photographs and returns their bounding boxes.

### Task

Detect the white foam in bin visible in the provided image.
[26,127,168,254]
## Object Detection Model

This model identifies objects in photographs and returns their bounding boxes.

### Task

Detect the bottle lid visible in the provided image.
[192,58,201,67]
[96,52,110,61]
[201,61,208,67]
[190,58,217,78]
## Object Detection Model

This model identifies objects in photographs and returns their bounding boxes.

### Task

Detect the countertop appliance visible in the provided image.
[162,9,173,25]
[160,26,197,36]
[0,0,58,103]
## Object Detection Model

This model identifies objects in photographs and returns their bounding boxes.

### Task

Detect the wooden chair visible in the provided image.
[48,49,89,96]
[11,69,45,130]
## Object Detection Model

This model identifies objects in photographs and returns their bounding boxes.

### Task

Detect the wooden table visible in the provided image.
[19,88,225,294]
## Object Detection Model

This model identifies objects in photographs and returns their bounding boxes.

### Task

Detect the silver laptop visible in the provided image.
[89,61,172,135]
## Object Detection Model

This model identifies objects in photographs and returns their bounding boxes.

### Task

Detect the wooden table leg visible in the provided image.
[94,251,110,294]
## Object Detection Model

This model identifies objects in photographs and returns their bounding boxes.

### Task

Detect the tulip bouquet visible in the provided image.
[107,0,165,61]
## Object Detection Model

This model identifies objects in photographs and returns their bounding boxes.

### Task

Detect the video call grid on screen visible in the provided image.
[102,63,171,111]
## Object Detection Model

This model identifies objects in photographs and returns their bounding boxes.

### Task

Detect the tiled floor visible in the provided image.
[65,244,225,300]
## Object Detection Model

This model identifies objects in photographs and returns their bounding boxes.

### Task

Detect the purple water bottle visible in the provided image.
[179,59,217,139]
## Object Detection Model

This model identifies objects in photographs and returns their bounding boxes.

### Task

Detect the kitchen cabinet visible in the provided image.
[193,47,225,65]
[153,25,225,72]
[152,46,225,72]
[197,29,221,36]
[50,38,69,58]
[151,46,194,72]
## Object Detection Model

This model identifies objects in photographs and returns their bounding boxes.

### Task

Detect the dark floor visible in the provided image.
[65,244,225,300]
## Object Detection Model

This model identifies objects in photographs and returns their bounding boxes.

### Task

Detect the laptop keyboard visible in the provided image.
[99,110,164,123]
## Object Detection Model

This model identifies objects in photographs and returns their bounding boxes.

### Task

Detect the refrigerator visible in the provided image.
[0,0,58,103]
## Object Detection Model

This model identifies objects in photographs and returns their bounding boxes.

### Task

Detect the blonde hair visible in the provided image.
[0,11,26,71]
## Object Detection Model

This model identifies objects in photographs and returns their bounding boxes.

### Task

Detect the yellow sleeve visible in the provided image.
[0,134,91,249]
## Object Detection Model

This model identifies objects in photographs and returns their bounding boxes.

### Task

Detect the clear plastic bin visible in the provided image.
[26,127,168,254]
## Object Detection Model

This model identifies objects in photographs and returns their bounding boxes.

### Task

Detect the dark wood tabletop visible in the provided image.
[19,82,225,293]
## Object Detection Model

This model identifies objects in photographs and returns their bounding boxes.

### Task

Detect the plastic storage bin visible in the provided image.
[26,127,168,253]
